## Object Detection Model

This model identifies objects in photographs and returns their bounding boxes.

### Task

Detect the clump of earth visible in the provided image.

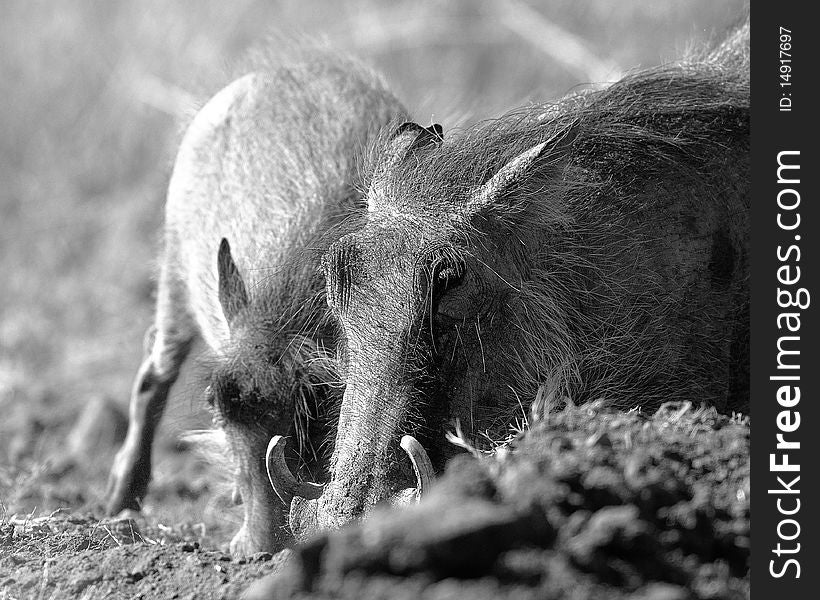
[248,401,750,600]
[1,401,749,599]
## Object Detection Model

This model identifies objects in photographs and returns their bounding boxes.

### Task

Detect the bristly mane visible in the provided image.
[360,33,748,224]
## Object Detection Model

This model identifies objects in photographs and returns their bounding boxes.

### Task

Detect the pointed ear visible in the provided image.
[466,124,577,214]
[370,122,444,200]
[468,141,549,211]
[390,122,444,155]
[217,238,248,326]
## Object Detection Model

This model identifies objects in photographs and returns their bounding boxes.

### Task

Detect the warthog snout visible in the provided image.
[265,434,434,540]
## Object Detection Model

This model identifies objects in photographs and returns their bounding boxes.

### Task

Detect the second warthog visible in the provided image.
[105,49,406,554]
[285,20,750,533]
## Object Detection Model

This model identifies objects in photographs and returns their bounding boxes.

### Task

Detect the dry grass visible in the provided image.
[0,0,746,549]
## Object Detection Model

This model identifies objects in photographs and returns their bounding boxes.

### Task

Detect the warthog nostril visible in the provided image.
[265,436,324,505]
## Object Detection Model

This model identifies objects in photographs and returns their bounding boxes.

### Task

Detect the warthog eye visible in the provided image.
[204,385,215,407]
[433,262,463,296]
[430,257,466,316]
[211,377,256,423]
[437,265,463,284]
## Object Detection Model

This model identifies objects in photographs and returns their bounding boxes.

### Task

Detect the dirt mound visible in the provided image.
[247,401,750,599]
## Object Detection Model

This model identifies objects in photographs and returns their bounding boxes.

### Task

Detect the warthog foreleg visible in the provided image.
[105,264,196,514]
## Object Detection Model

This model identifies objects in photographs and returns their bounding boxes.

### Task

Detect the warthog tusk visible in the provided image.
[400,434,434,502]
[265,436,324,505]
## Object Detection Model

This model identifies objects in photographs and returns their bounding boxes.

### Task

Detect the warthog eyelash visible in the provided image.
[436,263,464,283]
[427,247,465,288]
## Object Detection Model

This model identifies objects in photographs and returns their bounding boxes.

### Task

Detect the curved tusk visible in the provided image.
[400,434,434,502]
[265,436,324,505]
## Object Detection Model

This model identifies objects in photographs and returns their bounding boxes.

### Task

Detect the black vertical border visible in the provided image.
[751,1,818,596]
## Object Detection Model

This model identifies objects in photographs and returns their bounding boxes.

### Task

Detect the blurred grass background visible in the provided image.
[0,0,746,547]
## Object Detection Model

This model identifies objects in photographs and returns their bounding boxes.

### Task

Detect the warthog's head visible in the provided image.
[206,239,335,554]
[277,121,575,533]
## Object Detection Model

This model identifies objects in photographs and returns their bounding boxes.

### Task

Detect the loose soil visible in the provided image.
[2,401,749,599]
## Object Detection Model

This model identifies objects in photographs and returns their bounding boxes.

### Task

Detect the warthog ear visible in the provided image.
[370,122,444,205]
[392,122,444,154]
[217,238,248,326]
[468,141,549,211]
[467,125,577,214]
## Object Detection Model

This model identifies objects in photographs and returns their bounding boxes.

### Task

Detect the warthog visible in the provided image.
[281,20,750,533]
[105,49,406,554]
